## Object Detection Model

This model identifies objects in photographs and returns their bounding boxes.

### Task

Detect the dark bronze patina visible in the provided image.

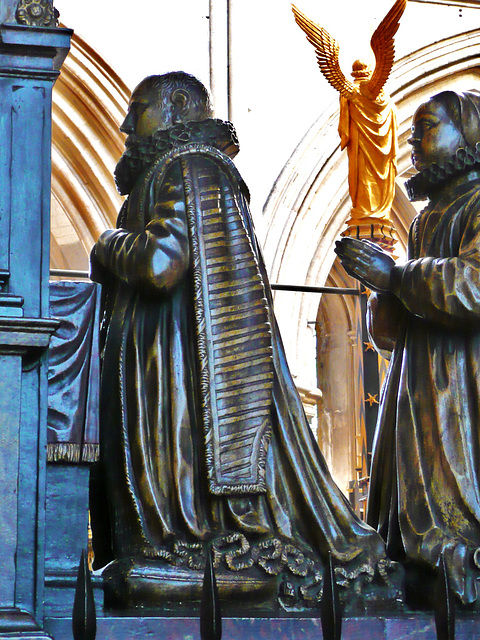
[335,90,480,607]
[90,72,397,611]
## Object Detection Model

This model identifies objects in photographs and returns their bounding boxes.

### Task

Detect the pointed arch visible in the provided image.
[263,28,480,377]
[51,32,129,269]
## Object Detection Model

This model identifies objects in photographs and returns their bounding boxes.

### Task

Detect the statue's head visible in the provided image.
[351,59,371,83]
[120,71,213,139]
[408,90,480,172]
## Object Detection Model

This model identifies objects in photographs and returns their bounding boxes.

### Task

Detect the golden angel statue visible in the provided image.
[292,0,406,248]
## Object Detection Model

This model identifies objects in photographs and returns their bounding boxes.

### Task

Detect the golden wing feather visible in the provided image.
[292,4,354,99]
[366,0,407,100]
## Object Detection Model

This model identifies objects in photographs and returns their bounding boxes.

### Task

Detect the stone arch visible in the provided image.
[51,32,129,269]
[263,29,480,391]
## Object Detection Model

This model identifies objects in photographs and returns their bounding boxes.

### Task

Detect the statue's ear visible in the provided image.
[171,88,190,122]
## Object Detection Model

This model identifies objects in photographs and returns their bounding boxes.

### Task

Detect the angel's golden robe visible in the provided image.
[339,90,398,228]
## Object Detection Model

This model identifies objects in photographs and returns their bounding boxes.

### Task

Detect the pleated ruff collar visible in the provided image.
[406,143,480,202]
[115,119,239,195]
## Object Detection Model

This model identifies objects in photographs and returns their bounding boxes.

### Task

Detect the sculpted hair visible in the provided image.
[430,90,480,147]
[430,91,462,132]
[138,72,213,121]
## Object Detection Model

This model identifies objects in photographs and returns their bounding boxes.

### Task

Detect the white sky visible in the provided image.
[54,0,480,217]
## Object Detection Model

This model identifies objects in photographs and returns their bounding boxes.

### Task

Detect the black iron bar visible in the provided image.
[49,270,360,296]
[72,549,97,640]
[321,551,343,640]
[50,268,91,279]
[271,283,359,295]
[200,547,222,640]
[434,552,455,640]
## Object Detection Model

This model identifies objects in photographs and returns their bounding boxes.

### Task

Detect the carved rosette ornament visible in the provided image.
[16,0,59,27]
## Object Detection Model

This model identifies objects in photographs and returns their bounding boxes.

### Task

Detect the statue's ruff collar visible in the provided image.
[115,119,240,195]
[406,143,480,202]
[132,118,239,161]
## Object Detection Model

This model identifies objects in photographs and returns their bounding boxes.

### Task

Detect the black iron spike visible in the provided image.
[320,551,342,640]
[72,549,97,640]
[434,552,455,640]
[200,546,222,640]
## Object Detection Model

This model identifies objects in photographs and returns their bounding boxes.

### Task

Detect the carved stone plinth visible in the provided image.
[0,318,58,638]
[103,559,278,612]
[44,466,104,617]
[0,608,51,639]
[44,613,480,639]
[0,17,71,637]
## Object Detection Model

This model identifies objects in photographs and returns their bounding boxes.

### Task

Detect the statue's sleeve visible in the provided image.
[94,162,190,294]
[367,292,406,358]
[389,199,480,329]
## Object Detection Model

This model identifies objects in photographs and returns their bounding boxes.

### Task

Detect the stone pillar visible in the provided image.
[0,4,71,636]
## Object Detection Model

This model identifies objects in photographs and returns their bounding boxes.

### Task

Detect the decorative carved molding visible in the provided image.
[15,0,59,28]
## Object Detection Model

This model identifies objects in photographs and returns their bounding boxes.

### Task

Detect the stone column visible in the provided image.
[0,2,71,636]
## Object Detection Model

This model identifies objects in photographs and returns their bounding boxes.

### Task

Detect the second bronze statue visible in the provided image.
[336,89,480,607]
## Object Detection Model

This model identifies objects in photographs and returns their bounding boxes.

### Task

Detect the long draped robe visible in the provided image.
[92,137,385,585]
[339,90,398,228]
[367,171,480,604]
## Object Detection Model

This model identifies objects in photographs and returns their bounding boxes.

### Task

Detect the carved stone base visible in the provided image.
[103,558,279,611]
[44,465,104,616]
[0,608,51,638]
[44,612,480,639]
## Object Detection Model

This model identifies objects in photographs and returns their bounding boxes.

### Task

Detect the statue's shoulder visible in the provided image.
[136,143,250,213]
[144,143,235,179]
[164,143,250,202]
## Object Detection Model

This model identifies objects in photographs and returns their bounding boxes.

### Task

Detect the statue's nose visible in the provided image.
[120,111,135,135]
[407,132,420,147]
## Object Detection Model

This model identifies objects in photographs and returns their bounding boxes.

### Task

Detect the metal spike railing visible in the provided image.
[200,547,222,640]
[72,549,97,640]
[321,552,343,640]
[435,553,455,640]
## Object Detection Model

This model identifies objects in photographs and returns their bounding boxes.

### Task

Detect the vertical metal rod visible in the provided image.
[227,0,232,122]
[72,549,97,640]
[321,551,342,640]
[434,552,455,640]
[208,0,229,120]
[200,547,222,640]
[208,0,214,92]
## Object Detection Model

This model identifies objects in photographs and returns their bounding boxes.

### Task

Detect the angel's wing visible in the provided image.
[292,4,355,99]
[366,0,407,100]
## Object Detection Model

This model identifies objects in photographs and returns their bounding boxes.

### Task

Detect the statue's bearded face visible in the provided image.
[120,85,172,141]
[408,100,466,172]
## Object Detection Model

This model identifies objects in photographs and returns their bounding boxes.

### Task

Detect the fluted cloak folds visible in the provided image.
[138,144,274,495]
[93,131,383,569]
[367,174,480,604]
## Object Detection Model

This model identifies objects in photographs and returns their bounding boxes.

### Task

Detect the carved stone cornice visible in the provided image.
[0,22,72,80]
[15,0,59,28]
[0,316,59,356]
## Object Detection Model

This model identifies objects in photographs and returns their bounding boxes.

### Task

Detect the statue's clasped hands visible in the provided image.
[334,238,395,292]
